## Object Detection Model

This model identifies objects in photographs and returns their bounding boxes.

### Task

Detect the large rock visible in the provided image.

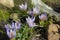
[48,23,60,40]
[0,0,14,8]
[42,0,60,13]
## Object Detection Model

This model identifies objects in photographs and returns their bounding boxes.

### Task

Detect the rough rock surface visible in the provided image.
[48,23,60,40]
[42,0,60,13]
[0,0,14,8]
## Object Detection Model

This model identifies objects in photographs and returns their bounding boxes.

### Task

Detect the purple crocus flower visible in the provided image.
[19,3,27,10]
[33,6,40,14]
[26,16,37,27]
[39,13,47,21]
[5,24,16,38]
[5,22,21,38]
[6,29,16,38]
[11,22,21,30]
[15,22,21,29]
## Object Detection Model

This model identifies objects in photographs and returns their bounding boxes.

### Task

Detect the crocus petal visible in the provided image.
[16,22,21,29]
[19,4,24,9]
[19,4,24,10]
[6,29,10,37]
[5,24,8,29]
[26,18,28,22]
[5,24,11,29]
[32,17,35,21]
[28,16,30,19]
[11,22,15,29]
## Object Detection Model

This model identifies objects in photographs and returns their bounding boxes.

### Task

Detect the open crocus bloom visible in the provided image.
[6,29,16,38]
[39,13,47,21]
[5,24,16,38]
[33,6,40,14]
[11,22,21,30]
[26,16,37,27]
[19,3,27,10]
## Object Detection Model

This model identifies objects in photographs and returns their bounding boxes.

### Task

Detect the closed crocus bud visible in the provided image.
[19,3,27,10]
[39,13,47,21]
[26,16,37,27]
[15,22,21,29]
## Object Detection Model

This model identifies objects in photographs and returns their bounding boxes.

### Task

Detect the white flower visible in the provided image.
[19,3,27,10]
[33,6,40,14]
[26,16,37,27]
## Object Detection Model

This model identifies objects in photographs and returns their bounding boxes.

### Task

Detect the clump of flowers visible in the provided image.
[5,22,21,38]
[3,1,57,40]
[19,3,40,16]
